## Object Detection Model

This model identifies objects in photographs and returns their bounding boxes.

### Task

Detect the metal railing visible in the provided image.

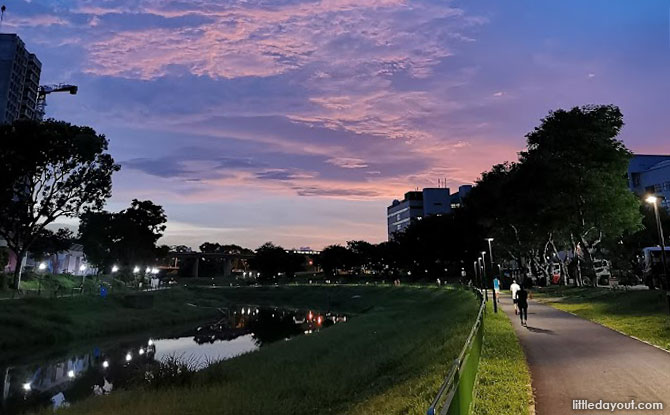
[427,288,486,415]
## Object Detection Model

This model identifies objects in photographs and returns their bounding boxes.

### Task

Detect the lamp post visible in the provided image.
[477,258,483,289]
[485,238,498,313]
[646,195,669,313]
[480,252,488,301]
[473,261,479,288]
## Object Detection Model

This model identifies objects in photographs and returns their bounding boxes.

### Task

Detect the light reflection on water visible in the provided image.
[153,334,258,370]
[0,306,346,415]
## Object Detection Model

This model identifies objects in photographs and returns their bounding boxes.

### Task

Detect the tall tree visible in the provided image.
[78,200,167,272]
[520,105,642,285]
[0,120,119,288]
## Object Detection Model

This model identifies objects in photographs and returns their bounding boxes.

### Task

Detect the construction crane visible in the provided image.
[36,84,78,120]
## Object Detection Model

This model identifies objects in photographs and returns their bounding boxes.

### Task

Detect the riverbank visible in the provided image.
[533,286,670,350]
[32,285,480,415]
[0,286,235,350]
[472,300,534,415]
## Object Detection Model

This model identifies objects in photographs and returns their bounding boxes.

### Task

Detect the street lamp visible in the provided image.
[111,265,119,273]
[485,238,498,313]
[481,252,489,301]
[485,238,494,263]
[646,195,669,313]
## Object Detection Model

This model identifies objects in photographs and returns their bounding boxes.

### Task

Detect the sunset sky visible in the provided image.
[9,0,670,250]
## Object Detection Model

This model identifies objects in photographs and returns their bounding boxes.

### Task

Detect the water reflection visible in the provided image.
[0,306,346,415]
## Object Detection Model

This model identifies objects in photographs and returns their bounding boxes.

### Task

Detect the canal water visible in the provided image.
[0,306,346,415]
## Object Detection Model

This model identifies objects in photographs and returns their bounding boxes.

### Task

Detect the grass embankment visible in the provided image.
[0,287,239,350]
[0,273,131,299]
[33,285,479,415]
[472,301,533,415]
[534,286,670,350]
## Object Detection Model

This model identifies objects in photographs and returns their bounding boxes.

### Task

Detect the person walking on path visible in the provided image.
[510,279,521,315]
[517,285,529,326]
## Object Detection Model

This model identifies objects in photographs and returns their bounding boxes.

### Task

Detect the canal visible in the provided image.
[0,305,347,415]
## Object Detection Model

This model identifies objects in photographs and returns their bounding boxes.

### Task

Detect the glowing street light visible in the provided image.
[111,265,119,273]
[38,262,47,270]
[102,360,109,368]
[133,266,140,274]
[23,382,31,391]
[67,370,75,378]
[79,264,87,272]
[645,195,669,313]
[125,352,132,362]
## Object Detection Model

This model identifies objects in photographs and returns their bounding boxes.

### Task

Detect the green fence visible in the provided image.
[427,289,485,415]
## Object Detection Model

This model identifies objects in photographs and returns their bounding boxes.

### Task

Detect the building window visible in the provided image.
[631,173,641,186]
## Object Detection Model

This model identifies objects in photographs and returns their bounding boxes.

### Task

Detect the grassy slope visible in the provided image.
[33,285,479,415]
[472,301,533,415]
[0,286,247,350]
[534,286,670,350]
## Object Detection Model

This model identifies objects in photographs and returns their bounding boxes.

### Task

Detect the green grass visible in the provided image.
[0,286,244,351]
[534,286,670,350]
[30,285,480,415]
[472,301,533,415]
[0,273,132,299]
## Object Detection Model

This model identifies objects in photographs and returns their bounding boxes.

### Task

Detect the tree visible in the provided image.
[171,245,193,253]
[197,242,254,276]
[0,120,119,288]
[520,105,642,285]
[78,200,167,272]
[29,228,73,262]
[394,210,483,282]
[249,242,292,281]
[319,245,355,277]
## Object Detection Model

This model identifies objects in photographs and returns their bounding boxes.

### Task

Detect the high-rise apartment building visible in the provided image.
[0,34,41,124]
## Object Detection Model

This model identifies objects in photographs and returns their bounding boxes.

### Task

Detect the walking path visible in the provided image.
[498,296,670,415]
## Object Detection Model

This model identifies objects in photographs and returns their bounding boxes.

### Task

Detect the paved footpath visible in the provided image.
[498,296,670,415]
